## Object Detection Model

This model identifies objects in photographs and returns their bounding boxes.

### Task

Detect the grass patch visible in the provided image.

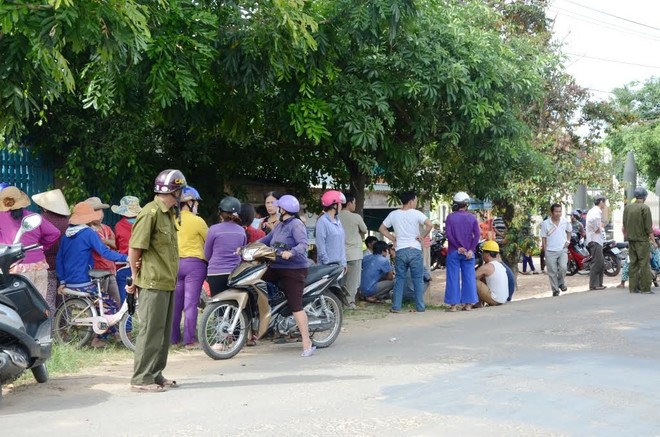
[343,301,449,322]
[14,342,132,386]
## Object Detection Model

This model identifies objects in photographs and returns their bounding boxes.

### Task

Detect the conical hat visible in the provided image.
[32,189,70,216]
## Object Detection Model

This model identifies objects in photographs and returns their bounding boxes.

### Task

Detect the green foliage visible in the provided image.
[0,0,152,145]
[3,0,615,230]
[599,77,660,186]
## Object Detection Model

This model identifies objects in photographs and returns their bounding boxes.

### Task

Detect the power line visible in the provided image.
[564,52,660,69]
[549,7,660,43]
[587,88,614,95]
[564,0,660,33]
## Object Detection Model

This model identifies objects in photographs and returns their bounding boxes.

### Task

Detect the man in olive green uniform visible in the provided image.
[622,187,658,294]
[127,169,186,393]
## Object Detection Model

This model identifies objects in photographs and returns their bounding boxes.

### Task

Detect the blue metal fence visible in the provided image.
[0,148,54,211]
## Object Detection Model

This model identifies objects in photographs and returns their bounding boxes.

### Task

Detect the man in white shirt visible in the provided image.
[475,240,508,307]
[540,203,572,297]
[378,191,433,313]
[339,193,368,308]
[585,196,607,290]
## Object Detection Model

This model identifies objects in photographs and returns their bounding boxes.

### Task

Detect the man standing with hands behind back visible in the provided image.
[126,169,187,393]
[623,187,658,294]
[585,196,607,290]
[339,193,368,308]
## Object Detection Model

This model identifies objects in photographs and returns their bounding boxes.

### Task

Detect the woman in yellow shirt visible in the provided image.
[171,186,208,348]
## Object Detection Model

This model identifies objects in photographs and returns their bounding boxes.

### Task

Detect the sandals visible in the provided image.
[301,346,316,357]
[131,384,167,393]
[364,296,379,303]
[157,379,179,388]
[462,304,473,311]
[447,305,459,312]
[246,335,258,347]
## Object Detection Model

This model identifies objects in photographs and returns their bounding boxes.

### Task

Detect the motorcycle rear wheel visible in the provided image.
[566,258,578,276]
[53,298,94,348]
[603,253,621,277]
[309,291,343,349]
[31,364,48,383]
[198,302,248,360]
[118,307,141,352]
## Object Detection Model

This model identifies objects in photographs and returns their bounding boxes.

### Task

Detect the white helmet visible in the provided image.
[453,191,470,203]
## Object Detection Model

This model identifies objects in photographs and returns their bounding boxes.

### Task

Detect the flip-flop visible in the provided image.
[157,379,179,388]
[447,305,458,312]
[462,304,473,311]
[301,346,316,357]
[131,384,167,393]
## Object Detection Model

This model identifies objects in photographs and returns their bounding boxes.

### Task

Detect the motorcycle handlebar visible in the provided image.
[22,243,42,252]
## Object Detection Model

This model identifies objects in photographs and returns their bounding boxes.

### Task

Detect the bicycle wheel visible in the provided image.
[118,308,142,352]
[53,298,94,348]
[198,302,247,360]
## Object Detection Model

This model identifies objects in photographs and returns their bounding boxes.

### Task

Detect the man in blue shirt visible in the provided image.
[359,241,394,302]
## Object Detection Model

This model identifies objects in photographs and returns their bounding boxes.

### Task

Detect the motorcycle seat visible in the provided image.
[616,242,628,249]
[88,269,112,280]
[306,263,341,286]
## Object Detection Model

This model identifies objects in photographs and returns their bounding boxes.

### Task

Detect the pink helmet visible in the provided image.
[321,190,344,208]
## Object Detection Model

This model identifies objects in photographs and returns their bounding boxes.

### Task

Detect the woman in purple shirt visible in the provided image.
[259,194,315,357]
[204,197,247,296]
[444,192,481,312]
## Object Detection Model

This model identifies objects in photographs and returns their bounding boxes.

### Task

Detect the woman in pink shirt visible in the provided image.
[0,186,61,302]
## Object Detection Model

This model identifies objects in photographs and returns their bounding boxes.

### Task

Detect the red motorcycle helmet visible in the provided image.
[154,169,187,194]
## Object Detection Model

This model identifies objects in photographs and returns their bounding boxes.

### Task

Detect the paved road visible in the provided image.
[2,288,660,436]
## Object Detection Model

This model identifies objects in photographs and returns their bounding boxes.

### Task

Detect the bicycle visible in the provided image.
[53,269,141,351]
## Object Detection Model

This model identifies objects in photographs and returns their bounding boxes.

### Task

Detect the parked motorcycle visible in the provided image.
[0,215,52,399]
[430,232,447,271]
[474,240,485,270]
[567,235,621,277]
[198,243,346,360]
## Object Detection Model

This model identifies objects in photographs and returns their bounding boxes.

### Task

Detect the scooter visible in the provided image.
[567,235,621,277]
[567,234,590,276]
[0,214,52,399]
[198,243,346,360]
[430,231,447,271]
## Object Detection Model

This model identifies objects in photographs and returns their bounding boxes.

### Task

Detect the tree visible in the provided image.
[592,77,660,186]
[13,0,321,204]
[0,0,153,146]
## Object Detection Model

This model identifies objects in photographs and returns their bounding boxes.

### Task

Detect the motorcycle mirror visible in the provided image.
[13,214,42,244]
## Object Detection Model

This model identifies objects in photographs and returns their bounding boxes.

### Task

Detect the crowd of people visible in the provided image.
[2,174,659,392]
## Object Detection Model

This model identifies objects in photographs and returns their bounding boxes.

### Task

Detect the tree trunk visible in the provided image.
[495,199,519,275]
[344,158,368,215]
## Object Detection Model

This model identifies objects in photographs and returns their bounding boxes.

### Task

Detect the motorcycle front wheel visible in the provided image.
[308,291,343,349]
[603,253,621,277]
[119,307,141,352]
[198,302,248,360]
[53,298,94,348]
